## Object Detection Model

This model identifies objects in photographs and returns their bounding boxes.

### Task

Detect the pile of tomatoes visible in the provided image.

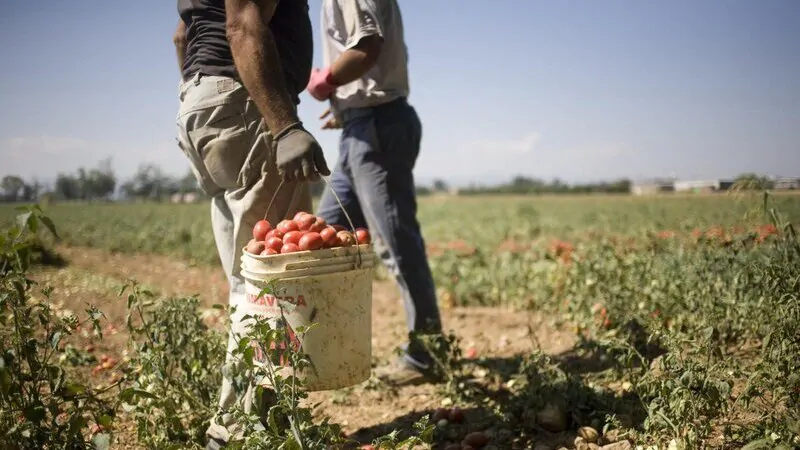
[245,211,371,256]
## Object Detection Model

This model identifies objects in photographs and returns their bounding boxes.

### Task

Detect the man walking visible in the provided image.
[173,0,329,447]
[306,0,445,385]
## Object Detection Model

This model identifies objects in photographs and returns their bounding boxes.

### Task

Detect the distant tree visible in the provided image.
[119,181,137,200]
[177,170,200,194]
[415,185,432,196]
[49,159,117,201]
[20,180,41,202]
[432,179,449,192]
[54,174,81,200]
[84,157,117,200]
[85,169,116,199]
[1,175,26,202]
[122,163,171,200]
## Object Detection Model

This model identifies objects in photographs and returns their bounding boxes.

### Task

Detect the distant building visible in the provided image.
[773,177,800,190]
[630,179,675,196]
[674,179,734,193]
[170,192,201,203]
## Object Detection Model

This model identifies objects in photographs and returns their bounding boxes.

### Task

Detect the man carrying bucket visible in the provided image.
[173,0,330,447]
[306,0,446,385]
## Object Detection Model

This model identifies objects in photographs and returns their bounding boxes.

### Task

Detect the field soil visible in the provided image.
[32,244,577,448]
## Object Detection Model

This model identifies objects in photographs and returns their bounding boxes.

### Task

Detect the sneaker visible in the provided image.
[374,354,442,386]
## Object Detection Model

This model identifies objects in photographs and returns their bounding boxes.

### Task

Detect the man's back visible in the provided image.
[177,0,314,103]
[321,0,410,111]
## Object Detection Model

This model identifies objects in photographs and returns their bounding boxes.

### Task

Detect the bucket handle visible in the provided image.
[263,177,364,268]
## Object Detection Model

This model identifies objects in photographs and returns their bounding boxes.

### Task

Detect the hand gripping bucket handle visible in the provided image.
[263,177,366,268]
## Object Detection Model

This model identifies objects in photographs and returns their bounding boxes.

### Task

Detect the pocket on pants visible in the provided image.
[176,127,223,197]
[189,111,254,191]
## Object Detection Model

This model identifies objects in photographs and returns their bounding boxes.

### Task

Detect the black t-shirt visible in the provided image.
[177,0,313,104]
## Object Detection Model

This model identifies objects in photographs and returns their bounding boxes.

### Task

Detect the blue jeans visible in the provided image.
[316,98,442,368]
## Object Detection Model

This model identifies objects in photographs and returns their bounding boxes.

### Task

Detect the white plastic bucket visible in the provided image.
[235,243,374,391]
[242,244,372,273]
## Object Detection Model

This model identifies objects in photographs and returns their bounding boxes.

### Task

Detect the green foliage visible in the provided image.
[0,205,114,450]
[1,193,799,448]
[119,280,226,449]
[117,280,435,449]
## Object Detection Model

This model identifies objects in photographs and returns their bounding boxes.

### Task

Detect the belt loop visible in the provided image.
[193,72,202,86]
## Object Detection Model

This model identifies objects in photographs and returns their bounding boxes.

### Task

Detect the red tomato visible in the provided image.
[277,219,299,233]
[462,431,488,448]
[265,237,283,253]
[337,230,356,247]
[246,239,266,255]
[252,220,272,241]
[265,229,285,240]
[283,230,303,245]
[320,226,339,247]
[308,217,327,233]
[298,232,324,251]
[448,407,465,423]
[295,214,315,231]
[293,211,311,221]
[280,243,300,254]
[261,248,279,256]
[355,228,371,245]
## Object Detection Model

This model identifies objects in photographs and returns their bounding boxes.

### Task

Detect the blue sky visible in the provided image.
[1,0,798,187]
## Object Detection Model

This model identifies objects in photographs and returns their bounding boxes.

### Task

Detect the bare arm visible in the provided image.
[173,20,187,77]
[225,0,300,136]
[328,35,382,86]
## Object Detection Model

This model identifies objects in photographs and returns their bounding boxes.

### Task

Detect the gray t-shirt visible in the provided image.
[321,0,410,113]
[178,0,313,105]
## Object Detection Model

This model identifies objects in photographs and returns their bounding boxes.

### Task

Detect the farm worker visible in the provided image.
[173,0,330,448]
[307,0,445,385]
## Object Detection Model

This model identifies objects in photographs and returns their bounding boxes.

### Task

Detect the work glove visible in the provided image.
[306,67,338,101]
[273,122,331,182]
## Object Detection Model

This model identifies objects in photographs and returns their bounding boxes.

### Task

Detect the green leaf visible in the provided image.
[50,330,63,349]
[24,405,46,423]
[39,215,59,239]
[97,415,114,428]
[16,211,35,233]
[64,382,87,397]
[119,387,158,403]
[267,405,281,434]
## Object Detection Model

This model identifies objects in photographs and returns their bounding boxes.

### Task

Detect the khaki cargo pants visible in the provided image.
[176,72,311,446]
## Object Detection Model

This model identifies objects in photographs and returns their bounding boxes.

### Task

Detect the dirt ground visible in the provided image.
[31,245,577,448]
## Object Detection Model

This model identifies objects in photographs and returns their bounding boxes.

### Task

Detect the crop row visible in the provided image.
[1,193,797,260]
[2,193,799,447]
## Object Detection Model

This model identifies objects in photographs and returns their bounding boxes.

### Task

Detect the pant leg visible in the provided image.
[344,101,442,365]
[176,74,311,446]
[315,134,367,230]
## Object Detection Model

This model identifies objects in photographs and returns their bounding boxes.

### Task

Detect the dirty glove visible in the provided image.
[273,122,331,182]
